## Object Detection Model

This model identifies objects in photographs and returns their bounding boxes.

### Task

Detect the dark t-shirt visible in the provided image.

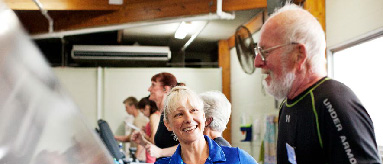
[277,77,381,164]
[154,113,179,149]
[214,137,231,147]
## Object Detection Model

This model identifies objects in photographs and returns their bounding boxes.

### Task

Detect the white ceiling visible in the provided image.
[121,9,262,49]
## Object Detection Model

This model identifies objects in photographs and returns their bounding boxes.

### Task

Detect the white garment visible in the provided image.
[131,111,149,161]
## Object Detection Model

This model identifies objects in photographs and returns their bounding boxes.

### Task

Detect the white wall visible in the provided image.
[230,31,278,160]
[53,68,98,128]
[53,63,276,160]
[326,0,383,47]
[53,67,222,136]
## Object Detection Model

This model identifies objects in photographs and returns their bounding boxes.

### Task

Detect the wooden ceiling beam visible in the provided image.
[5,0,122,11]
[13,0,267,34]
[223,0,267,11]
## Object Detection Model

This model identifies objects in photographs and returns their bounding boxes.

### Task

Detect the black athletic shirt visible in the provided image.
[154,113,179,149]
[277,77,381,164]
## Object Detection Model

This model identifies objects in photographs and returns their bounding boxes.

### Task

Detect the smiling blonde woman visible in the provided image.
[155,86,257,164]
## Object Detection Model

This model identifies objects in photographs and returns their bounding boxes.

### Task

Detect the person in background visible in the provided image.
[137,97,160,163]
[200,91,231,147]
[114,97,149,162]
[131,72,179,159]
[155,86,257,164]
[254,2,381,164]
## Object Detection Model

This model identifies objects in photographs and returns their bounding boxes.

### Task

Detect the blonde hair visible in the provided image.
[163,86,204,122]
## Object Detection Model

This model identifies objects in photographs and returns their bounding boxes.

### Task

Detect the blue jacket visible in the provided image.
[155,135,257,164]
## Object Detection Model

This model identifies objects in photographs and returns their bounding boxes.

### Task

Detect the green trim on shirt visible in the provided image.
[310,91,323,149]
[286,77,330,107]
[282,77,330,150]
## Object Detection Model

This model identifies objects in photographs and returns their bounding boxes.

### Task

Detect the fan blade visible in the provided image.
[234,26,255,74]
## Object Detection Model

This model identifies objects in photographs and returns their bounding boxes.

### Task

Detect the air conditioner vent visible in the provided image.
[71,45,171,61]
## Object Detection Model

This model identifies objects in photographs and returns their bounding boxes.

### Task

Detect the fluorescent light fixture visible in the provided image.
[182,21,209,51]
[174,21,208,39]
[174,21,193,39]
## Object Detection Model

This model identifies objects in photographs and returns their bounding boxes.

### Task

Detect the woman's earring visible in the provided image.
[171,132,178,141]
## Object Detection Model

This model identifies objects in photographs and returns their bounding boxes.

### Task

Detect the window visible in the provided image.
[328,35,383,154]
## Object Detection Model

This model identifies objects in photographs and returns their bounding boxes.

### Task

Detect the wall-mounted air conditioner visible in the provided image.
[71,45,171,61]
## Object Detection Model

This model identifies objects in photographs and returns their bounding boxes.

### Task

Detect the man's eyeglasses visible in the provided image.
[254,42,299,63]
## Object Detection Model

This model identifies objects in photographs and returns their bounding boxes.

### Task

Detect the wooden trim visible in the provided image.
[7,0,267,11]
[303,0,326,32]
[5,0,123,10]
[227,9,265,49]
[14,0,267,34]
[218,40,231,143]
[223,0,267,11]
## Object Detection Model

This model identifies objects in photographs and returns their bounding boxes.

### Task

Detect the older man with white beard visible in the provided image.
[254,3,381,164]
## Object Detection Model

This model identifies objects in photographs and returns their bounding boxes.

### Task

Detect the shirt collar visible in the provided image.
[169,135,226,164]
[205,135,226,162]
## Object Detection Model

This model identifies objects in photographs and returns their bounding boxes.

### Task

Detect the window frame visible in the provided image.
[327,28,383,158]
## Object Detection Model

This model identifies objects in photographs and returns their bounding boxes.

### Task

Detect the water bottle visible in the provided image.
[118,143,124,153]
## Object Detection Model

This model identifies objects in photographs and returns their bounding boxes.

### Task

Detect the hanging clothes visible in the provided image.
[264,115,277,164]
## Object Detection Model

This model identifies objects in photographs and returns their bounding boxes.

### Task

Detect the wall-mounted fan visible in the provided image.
[235,25,256,74]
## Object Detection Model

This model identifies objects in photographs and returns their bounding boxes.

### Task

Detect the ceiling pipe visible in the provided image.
[216,0,235,20]
[180,0,234,51]
[32,0,235,39]
[181,21,209,51]
[32,0,54,33]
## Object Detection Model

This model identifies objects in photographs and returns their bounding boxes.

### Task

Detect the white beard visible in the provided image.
[263,68,296,100]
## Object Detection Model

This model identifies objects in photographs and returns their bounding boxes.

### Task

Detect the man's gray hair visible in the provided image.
[265,2,327,76]
[200,91,231,132]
